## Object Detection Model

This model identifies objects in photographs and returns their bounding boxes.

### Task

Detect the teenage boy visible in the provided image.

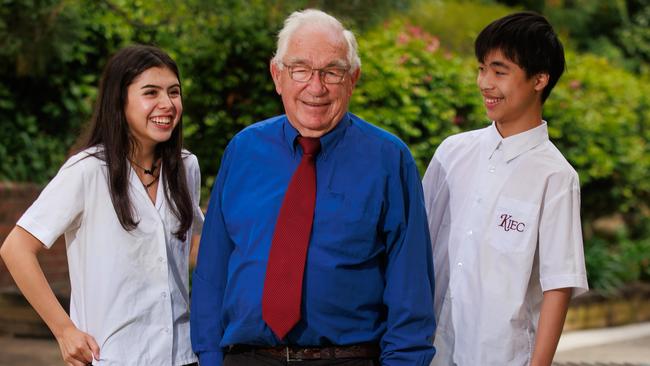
[423,12,588,366]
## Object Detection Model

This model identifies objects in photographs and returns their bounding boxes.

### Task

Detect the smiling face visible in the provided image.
[270,24,360,138]
[124,66,182,152]
[477,49,548,137]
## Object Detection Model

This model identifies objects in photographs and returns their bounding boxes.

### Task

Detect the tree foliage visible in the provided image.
[499,0,650,72]
[0,0,414,185]
[0,0,101,181]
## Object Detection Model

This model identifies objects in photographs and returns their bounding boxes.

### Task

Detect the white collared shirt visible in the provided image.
[423,122,588,366]
[17,146,204,366]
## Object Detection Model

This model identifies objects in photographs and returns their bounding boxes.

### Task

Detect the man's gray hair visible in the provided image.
[271,9,361,74]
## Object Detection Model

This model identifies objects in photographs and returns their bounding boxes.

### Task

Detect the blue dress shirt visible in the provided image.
[191,113,436,365]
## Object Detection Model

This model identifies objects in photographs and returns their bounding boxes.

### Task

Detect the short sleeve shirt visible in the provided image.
[423,122,588,365]
[17,147,204,366]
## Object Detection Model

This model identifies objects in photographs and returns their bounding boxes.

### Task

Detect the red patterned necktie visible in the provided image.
[262,136,321,340]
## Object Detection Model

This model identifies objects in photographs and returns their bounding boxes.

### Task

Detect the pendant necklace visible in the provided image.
[142,175,159,189]
[130,159,157,175]
[130,159,160,190]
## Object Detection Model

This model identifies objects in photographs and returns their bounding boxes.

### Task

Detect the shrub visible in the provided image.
[352,21,485,174]
[546,52,650,227]
[585,231,650,295]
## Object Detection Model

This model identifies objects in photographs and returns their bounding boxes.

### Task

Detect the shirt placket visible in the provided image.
[449,143,510,363]
[157,203,176,364]
[456,144,503,274]
[135,192,173,364]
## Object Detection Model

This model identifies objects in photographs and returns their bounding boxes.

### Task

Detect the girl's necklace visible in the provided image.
[130,159,160,190]
[130,159,158,175]
[142,175,159,189]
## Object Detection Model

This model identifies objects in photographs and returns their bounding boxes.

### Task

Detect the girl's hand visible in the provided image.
[0,227,99,365]
[55,325,100,366]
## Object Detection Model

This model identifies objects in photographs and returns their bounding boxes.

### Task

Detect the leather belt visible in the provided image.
[227,343,380,362]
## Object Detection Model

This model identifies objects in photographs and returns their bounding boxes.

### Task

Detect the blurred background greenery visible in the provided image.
[1,0,648,295]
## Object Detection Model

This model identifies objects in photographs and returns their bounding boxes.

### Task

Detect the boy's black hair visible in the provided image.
[475,11,565,103]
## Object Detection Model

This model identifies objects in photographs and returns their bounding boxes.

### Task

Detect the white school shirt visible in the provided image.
[423,122,588,366]
[17,146,204,366]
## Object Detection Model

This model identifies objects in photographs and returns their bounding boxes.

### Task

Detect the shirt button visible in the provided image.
[467,230,473,236]
[457,262,463,267]
[158,257,164,263]
[488,165,496,173]
[161,292,167,299]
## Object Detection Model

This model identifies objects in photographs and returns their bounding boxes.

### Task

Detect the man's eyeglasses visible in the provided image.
[283,63,349,84]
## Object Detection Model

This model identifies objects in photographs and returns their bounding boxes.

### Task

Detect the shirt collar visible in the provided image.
[282,113,351,160]
[483,121,549,162]
[483,123,503,160]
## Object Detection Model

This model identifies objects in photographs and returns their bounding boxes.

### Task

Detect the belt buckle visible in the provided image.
[285,346,303,362]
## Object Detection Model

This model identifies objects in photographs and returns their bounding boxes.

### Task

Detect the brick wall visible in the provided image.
[0,182,70,297]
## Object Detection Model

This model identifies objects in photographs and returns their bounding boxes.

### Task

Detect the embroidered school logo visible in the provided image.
[498,214,526,232]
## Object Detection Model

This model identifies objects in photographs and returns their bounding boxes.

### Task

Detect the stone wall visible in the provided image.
[564,282,650,331]
[0,182,70,295]
[0,182,69,337]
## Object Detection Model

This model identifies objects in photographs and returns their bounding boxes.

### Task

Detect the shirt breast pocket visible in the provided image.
[312,191,381,260]
[488,197,538,254]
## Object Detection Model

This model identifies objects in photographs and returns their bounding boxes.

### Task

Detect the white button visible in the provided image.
[158,257,164,263]
[467,230,473,236]
[488,165,496,173]
[457,262,463,267]
[161,292,167,298]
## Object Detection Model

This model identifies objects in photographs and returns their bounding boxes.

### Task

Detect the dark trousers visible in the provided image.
[223,350,379,365]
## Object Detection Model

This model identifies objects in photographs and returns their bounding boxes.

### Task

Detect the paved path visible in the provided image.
[553,322,650,366]
[554,336,650,365]
[1,322,649,365]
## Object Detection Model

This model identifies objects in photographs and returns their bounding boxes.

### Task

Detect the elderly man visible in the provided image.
[191,9,435,366]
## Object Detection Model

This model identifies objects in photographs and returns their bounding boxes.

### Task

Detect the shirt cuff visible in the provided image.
[540,273,589,298]
[16,216,56,248]
[198,350,223,366]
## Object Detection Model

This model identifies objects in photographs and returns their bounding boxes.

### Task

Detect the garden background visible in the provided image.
[1,0,649,305]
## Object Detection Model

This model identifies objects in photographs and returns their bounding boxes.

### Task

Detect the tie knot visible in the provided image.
[297,136,321,157]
